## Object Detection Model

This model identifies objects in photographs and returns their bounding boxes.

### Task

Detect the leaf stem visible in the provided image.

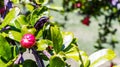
[43,50,51,59]
[14,52,24,64]
[32,48,45,67]
[76,47,84,67]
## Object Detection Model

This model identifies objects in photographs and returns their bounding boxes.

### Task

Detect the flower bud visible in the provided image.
[20,34,36,48]
[34,17,49,30]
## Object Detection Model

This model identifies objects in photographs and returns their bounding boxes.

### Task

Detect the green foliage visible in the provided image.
[35,0,44,4]
[62,32,74,49]
[30,6,48,26]
[89,49,116,67]
[0,0,117,67]
[0,35,12,61]
[0,7,20,29]
[25,4,34,12]
[9,15,28,30]
[15,15,28,26]
[49,55,66,67]
[22,59,37,67]
[21,25,36,35]
[35,0,49,5]
[11,0,19,4]
[8,31,22,42]
[0,58,5,67]
[65,44,90,67]
[37,39,53,51]
[50,25,63,54]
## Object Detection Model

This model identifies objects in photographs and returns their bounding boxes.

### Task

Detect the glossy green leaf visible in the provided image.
[37,39,53,51]
[12,46,19,58]
[22,59,37,67]
[35,0,44,4]
[0,7,20,29]
[25,4,34,12]
[35,0,48,5]
[8,31,22,42]
[89,49,116,67]
[6,59,16,67]
[65,44,89,67]
[47,5,64,11]
[15,15,28,26]
[35,29,43,39]
[0,35,12,61]
[10,15,28,29]
[50,25,63,54]
[62,32,74,49]
[21,25,36,35]
[0,59,5,67]
[1,32,8,37]
[11,0,19,4]
[9,20,21,30]
[30,6,48,26]
[49,55,66,67]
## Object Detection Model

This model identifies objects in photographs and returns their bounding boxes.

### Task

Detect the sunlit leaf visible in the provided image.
[0,35,12,61]
[0,59,5,67]
[35,0,48,5]
[1,32,8,37]
[8,31,22,42]
[30,6,48,26]
[35,29,43,39]
[65,44,79,61]
[11,0,19,4]
[37,39,53,51]
[12,46,19,58]
[10,15,28,29]
[35,0,44,4]
[21,25,36,35]
[65,44,89,67]
[50,25,63,54]
[47,5,64,11]
[25,4,34,12]
[62,32,74,49]
[15,15,28,26]
[49,55,66,67]
[89,49,116,67]
[0,7,20,29]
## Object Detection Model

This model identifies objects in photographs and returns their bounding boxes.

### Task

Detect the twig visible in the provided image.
[43,50,51,59]
[32,48,45,67]
[76,47,84,67]
[14,53,24,64]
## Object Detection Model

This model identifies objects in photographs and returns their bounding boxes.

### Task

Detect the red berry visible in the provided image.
[20,34,36,48]
[82,16,90,26]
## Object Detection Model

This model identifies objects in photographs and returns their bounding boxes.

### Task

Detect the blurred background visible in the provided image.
[49,0,120,56]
